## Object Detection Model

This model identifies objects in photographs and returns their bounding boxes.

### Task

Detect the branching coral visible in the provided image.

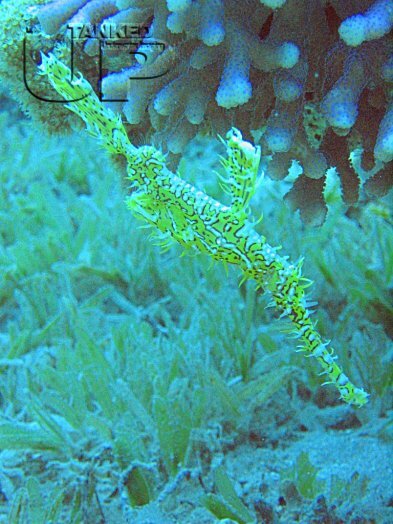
[0,0,392,224]
[38,52,369,407]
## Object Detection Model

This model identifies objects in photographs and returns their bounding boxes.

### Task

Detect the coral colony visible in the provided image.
[0,0,392,223]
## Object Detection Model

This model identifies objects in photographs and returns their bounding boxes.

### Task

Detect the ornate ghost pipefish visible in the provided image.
[38,53,369,407]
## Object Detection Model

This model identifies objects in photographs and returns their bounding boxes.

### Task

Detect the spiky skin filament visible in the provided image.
[39,53,369,407]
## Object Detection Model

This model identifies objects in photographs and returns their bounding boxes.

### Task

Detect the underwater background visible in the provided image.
[0,89,392,523]
[0,0,393,523]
